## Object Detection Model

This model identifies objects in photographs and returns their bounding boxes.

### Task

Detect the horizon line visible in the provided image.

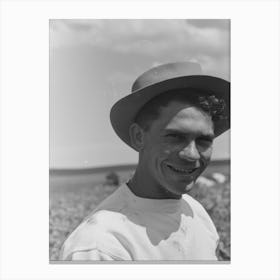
[50,158,230,172]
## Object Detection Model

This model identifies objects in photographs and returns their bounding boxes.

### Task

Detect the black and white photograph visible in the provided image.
[1,0,280,279]
[50,19,230,262]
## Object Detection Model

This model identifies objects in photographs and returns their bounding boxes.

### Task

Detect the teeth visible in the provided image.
[167,164,196,174]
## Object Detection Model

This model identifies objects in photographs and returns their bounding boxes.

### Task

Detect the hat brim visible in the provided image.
[110,75,230,150]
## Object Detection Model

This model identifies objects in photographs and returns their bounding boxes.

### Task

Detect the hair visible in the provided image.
[134,88,227,131]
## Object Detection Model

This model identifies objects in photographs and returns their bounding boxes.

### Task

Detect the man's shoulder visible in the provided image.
[66,207,129,246]
[60,212,131,260]
[182,193,218,234]
[85,206,128,228]
[60,185,132,260]
[182,192,206,213]
[69,184,130,238]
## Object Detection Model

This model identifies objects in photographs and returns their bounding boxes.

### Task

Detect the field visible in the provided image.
[49,161,230,261]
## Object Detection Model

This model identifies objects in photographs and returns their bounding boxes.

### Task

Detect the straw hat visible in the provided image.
[110,62,230,149]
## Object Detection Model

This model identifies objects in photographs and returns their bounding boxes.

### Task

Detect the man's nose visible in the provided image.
[178,141,200,161]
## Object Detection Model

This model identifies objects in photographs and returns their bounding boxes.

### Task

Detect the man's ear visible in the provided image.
[129,123,145,151]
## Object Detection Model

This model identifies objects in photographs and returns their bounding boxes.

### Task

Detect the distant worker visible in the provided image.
[60,61,230,261]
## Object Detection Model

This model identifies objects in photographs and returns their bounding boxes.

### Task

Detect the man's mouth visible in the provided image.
[165,163,199,175]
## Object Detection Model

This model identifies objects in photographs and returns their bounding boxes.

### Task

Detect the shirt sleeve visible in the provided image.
[59,218,132,261]
[70,249,119,261]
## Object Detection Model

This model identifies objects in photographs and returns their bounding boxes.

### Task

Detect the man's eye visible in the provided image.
[197,138,213,146]
[166,134,183,139]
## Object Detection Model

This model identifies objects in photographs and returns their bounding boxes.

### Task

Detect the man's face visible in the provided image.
[140,100,214,198]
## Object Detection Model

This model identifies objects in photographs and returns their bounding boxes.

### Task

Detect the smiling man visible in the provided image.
[60,62,230,261]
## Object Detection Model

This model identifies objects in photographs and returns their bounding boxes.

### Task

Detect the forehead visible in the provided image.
[151,100,214,134]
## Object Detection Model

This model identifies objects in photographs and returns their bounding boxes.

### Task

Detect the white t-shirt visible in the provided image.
[60,183,219,261]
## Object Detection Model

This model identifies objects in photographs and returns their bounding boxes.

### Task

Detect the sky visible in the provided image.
[50,19,230,168]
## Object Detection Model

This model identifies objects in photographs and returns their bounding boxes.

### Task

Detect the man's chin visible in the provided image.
[176,183,194,195]
[158,170,195,197]
[162,181,194,197]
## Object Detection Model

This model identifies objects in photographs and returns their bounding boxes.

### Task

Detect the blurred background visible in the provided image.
[49,19,230,261]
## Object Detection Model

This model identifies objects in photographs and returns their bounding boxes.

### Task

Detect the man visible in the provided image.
[60,62,230,261]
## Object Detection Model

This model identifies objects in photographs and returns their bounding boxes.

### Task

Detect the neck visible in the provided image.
[128,165,182,200]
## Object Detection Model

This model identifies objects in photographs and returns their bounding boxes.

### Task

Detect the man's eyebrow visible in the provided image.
[162,128,185,134]
[162,128,215,139]
[199,134,215,140]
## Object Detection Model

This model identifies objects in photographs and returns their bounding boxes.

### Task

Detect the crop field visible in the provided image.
[50,163,230,261]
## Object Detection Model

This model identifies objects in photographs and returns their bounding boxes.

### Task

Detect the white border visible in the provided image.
[1,0,280,280]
